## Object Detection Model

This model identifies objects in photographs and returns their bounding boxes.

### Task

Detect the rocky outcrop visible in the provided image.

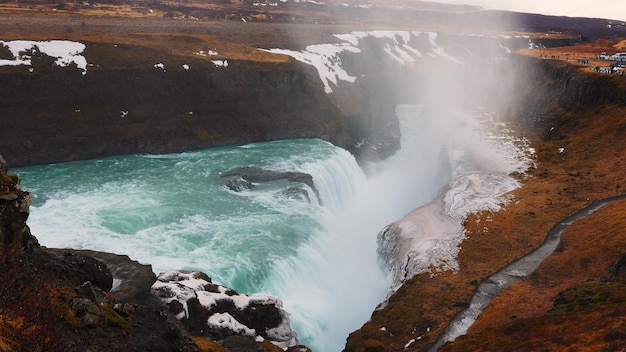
[0,154,38,251]
[219,165,319,201]
[64,249,159,305]
[152,270,298,349]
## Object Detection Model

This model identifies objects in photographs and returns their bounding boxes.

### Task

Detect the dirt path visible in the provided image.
[430,193,626,351]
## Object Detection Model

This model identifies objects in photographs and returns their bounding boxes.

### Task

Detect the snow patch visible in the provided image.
[265,31,512,93]
[265,43,359,94]
[378,110,534,289]
[0,40,87,74]
[212,60,228,67]
[208,312,256,336]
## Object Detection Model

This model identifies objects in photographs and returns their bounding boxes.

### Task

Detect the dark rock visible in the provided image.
[221,176,255,192]
[220,166,320,200]
[69,249,157,304]
[71,297,100,316]
[0,154,7,174]
[0,58,357,168]
[47,249,113,292]
[75,281,100,303]
[0,155,38,252]
[168,300,185,316]
[186,298,211,336]
[276,186,311,203]
[153,270,298,347]
[231,302,283,338]
[206,282,238,296]
[220,166,314,188]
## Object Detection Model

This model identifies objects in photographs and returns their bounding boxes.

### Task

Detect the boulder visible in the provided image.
[69,249,157,304]
[152,270,299,349]
[219,166,320,201]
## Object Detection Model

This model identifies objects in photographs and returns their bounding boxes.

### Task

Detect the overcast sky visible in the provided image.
[430,0,626,22]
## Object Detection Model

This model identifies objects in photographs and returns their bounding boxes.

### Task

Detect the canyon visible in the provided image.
[2,1,626,351]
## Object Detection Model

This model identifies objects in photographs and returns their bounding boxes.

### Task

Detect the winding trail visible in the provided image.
[430,194,626,351]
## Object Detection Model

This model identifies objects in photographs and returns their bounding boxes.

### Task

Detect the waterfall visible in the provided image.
[264,105,455,351]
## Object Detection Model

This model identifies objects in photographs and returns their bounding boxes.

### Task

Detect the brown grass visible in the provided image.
[438,70,626,350]
[444,199,626,351]
[191,336,229,352]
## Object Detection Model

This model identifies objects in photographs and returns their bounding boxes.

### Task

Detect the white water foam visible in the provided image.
[263,105,455,351]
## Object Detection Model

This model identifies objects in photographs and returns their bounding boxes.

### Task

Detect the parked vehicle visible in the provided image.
[613,52,626,61]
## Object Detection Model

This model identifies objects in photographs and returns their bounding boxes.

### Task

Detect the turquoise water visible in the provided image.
[19,139,356,292]
[17,105,452,351]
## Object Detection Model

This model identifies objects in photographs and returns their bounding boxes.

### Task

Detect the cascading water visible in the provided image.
[262,104,459,351]
[16,105,456,351]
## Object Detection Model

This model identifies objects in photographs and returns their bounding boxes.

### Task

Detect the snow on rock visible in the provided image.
[208,312,256,337]
[265,31,513,94]
[211,60,228,67]
[266,43,359,94]
[378,195,464,289]
[378,111,534,290]
[0,40,87,74]
[151,270,297,348]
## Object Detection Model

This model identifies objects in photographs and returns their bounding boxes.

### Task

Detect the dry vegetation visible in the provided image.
[436,84,626,350]
[444,199,626,351]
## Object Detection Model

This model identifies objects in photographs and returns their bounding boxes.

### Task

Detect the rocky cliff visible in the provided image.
[531,57,626,108]
[0,36,364,168]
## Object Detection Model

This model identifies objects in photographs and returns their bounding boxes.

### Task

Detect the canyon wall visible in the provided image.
[0,56,358,167]
[0,32,532,168]
[521,55,626,107]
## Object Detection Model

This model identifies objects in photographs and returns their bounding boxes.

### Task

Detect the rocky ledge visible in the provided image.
[152,270,301,349]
